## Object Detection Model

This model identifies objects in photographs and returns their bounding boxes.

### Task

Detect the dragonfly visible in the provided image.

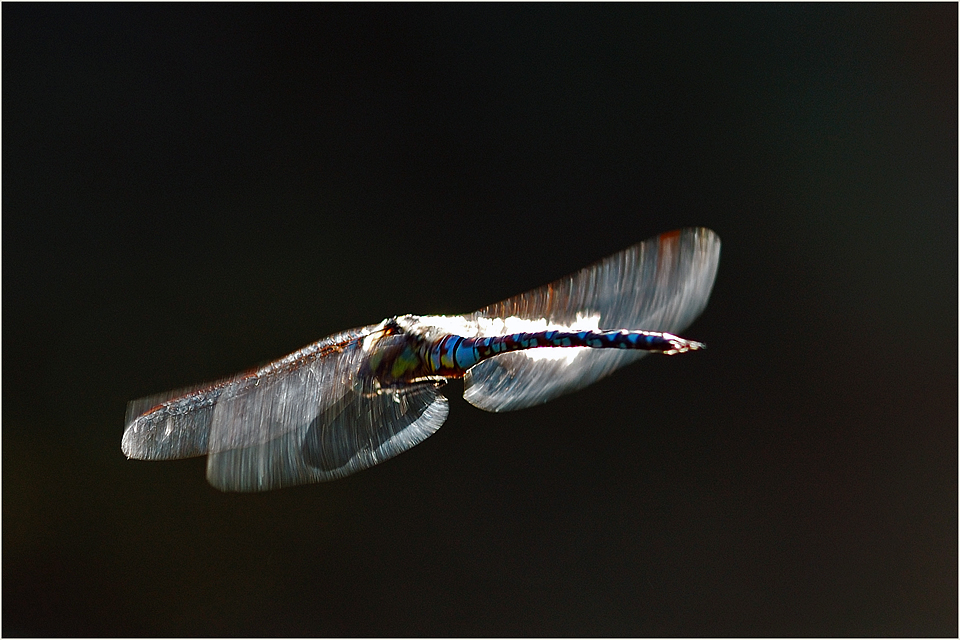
[122,227,720,492]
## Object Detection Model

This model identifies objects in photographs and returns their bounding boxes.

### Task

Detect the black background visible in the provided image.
[4,4,956,636]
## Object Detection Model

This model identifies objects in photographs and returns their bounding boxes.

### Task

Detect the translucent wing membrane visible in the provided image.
[124,325,449,491]
[461,228,720,411]
[123,384,224,460]
[207,383,447,492]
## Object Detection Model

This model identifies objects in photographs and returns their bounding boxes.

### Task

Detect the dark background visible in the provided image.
[4,4,956,636]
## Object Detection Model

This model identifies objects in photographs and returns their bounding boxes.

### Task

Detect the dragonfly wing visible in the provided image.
[124,324,450,492]
[463,227,721,412]
[121,327,374,462]
[123,384,223,460]
[464,350,642,413]
[206,383,448,492]
[300,384,447,473]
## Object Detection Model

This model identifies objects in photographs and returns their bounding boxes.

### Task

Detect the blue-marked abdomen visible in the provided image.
[422,329,704,377]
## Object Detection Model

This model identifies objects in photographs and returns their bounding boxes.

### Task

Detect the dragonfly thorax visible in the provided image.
[358,317,452,388]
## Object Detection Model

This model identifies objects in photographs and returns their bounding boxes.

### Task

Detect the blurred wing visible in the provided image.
[123,383,224,460]
[462,227,721,412]
[123,325,449,491]
[121,327,373,461]
[207,383,447,492]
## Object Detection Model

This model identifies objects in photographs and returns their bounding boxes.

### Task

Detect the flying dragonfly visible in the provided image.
[122,227,721,492]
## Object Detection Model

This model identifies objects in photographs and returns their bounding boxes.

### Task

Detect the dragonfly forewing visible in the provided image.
[463,228,721,411]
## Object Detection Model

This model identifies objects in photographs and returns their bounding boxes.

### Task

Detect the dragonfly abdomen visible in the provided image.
[422,329,704,376]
